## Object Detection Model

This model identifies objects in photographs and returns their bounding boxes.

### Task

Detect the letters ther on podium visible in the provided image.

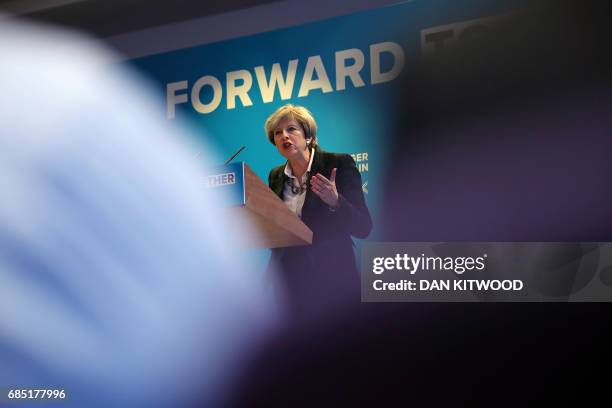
[204,162,313,249]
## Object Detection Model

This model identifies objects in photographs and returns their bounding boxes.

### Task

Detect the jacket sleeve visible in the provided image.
[268,169,275,189]
[334,154,373,239]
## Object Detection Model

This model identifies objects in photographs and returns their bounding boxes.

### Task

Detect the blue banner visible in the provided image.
[126,0,526,240]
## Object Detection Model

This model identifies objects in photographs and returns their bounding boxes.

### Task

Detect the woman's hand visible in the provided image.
[310,168,339,208]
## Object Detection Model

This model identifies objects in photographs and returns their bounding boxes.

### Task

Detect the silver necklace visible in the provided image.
[287,172,310,195]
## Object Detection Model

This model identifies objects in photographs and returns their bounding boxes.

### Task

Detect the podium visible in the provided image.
[204,162,313,249]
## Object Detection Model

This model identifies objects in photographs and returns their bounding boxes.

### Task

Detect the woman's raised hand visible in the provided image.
[310,168,339,208]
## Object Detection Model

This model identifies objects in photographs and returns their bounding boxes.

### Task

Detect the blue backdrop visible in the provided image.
[125,0,525,264]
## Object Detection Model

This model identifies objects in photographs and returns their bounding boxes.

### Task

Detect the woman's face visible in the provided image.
[273,116,309,160]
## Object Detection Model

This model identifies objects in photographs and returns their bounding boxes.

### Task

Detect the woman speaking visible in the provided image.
[265,104,372,321]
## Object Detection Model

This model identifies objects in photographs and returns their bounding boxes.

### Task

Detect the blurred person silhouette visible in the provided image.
[0,18,273,408]
[229,1,612,406]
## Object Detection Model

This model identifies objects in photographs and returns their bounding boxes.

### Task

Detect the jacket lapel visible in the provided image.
[302,147,325,216]
[272,167,287,199]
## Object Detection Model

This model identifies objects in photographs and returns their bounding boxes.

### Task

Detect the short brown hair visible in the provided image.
[264,104,318,147]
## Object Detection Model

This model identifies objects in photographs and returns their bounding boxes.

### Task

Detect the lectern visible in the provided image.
[204,162,313,249]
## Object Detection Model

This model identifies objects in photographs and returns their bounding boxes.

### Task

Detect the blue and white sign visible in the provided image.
[204,161,246,207]
[126,0,526,239]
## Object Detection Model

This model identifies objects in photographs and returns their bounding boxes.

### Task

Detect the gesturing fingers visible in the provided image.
[330,168,337,183]
[310,180,323,193]
[311,185,331,207]
[313,168,337,185]
[314,173,331,185]
[310,170,339,207]
[310,175,326,195]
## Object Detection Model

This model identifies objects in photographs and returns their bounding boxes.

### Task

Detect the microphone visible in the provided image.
[224,146,245,164]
